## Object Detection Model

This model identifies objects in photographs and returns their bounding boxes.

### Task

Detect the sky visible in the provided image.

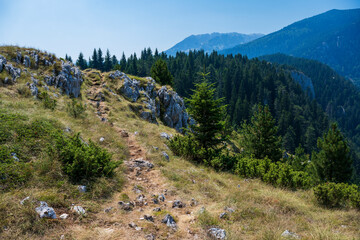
[0,0,359,60]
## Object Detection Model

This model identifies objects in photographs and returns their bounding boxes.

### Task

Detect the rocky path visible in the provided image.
[83,72,201,240]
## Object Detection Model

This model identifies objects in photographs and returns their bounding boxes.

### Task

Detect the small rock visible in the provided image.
[60,235,65,240]
[158,194,165,202]
[161,214,177,229]
[144,215,154,222]
[71,205,86,215]
[59,213,69,219]
[281,230,300,239]
[152,198,159,204]
[190,198,198,206]
[99,137,105,142]
[64,127,72,133]
[145,233,156,240]
[118,201,134,211]
[136,194,147,206]
[237,184,241,188]
[104,207,113,213]
[101,117,107,122]
[152,146,159,151]
[172,200,185,208]
[199,207,206,214]
[132,158,154,169]
[219,212,228,219]
[192,179,196,184]
[120,130,129,137]
[161,151,169,161]
[11,153,19,162]
[153,207,161,212]
[77,185,87,193]
[35,201,57,219]
[133,185,142,193]
[160,132,172,140]
[208,228,226,240]
[134,131,139,135]
[20,196,30,205]
[129,222,142,231]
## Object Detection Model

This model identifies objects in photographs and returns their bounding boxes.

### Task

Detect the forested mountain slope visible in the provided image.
[220,9,360,85]
[259,53,360,177]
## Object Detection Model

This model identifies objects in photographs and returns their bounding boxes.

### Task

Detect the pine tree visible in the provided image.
[313,123,353,183]
[150,59,173,85]
[120,52,126,71]
[186,72,229,159]
[97,48,104,71]
[76,52,87,70]
[104,49,112,72]
[241,104,282,162]
[91,49,98,69]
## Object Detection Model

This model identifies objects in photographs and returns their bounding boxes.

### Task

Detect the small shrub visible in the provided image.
[313,182,360,209]
[66,99,86,118]
[51,132,120,183]
[39,91,56,110]
[234,156,311,189]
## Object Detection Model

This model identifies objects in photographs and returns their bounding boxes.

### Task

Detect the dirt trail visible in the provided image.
[82,72,201,240]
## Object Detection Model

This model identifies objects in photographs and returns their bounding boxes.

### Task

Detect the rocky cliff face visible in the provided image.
[111,71,190,132]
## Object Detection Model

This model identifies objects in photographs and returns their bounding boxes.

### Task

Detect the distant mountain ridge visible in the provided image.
[220,9,360,85]
[165,32,264,56]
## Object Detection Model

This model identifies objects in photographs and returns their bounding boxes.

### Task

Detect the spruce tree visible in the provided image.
[104,49,112,72]
[241,104,282,162]
[186,72,229,159]
[91,49,98,69]
[313,123,353,183]
[97,48,104,71]
[111,55,118,67]
[76,52,87,70]
[150,59,173,85]
[120,52,126,71]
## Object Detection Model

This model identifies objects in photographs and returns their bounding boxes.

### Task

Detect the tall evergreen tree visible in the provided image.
[313,123,353,183]
[91,49,98,69]
[76,52,87,70]
[97,48,104,71]
[120,52,126,71]
[111,55,118,67]
[150,59,173,85]
[186,72,229,159]
[241,104,282,162]
[104,49,112,72]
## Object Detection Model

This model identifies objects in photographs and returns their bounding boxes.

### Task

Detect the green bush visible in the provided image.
[235,156,311,189]
[51,132,119,183]
[313,182,360,209]
[66,99,86,118]
[39,92,56,110]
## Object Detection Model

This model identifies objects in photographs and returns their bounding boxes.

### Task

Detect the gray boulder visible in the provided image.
[0,55,6,72]
[23,55,31,67]
[161,214,177,229]
[157,86,189,132]
[4,63,21,83]
[46,62,83,98]
[208,228,226,239]
[29,83,38,96]
[160,132,172,140]
[109,70,124,79]
[35,201,57,219]
[71,205,86,215]
[120,77,140,102]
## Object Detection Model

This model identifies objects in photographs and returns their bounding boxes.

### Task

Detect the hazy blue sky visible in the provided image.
[0,0,359,60]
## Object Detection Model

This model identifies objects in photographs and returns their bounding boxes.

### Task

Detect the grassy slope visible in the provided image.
[0,46,359,239]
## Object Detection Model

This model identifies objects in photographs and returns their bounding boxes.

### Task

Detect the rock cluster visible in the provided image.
[0,55,21,84]
[112,71,190,132]
[45,62,83,97]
